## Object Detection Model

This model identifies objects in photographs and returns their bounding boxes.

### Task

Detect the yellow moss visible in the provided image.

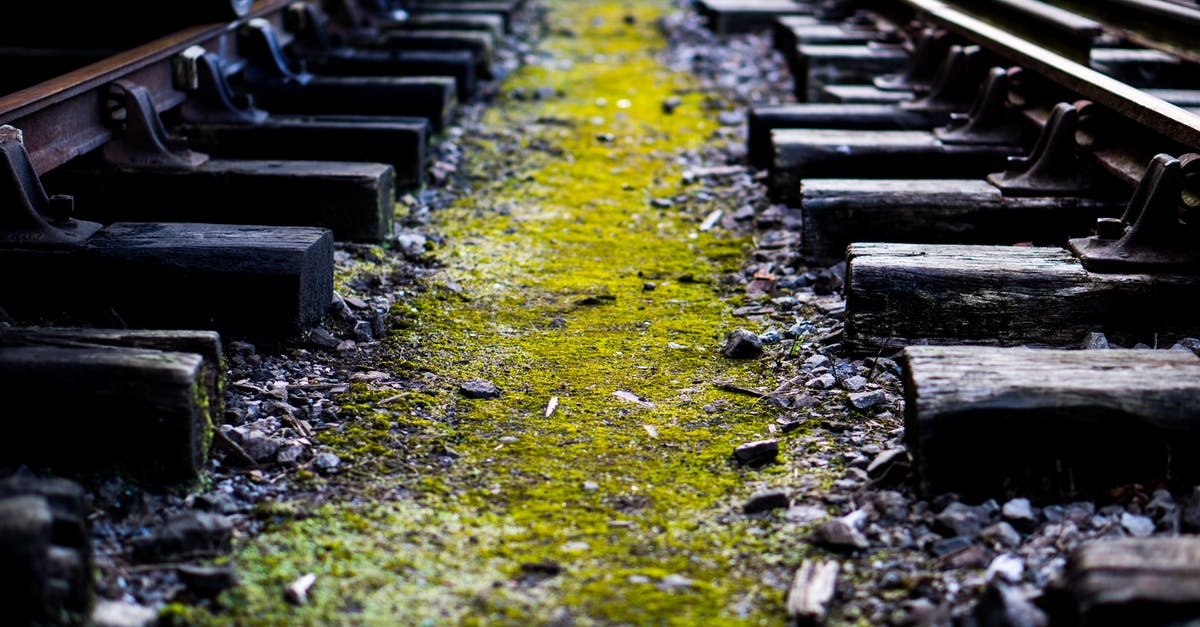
[177,2,822,624]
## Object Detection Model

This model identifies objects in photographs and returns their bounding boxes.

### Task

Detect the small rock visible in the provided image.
[717,110,746,126]
[314,452,341,471]
[178,564,238,599]
[744,489,790,514]
[847,390,887,411]
[935,502,988,539]
[785,504,827,524]
[596,132,616,143]
[651,197,674,209]
[939,543,992,570]
[841,375,868,392]
[1120,511,1156,537]
[733,439,778,467]
[985,554,1025,583]
[132,512,233,563]
[806,374,836,390]
[931,535,973,558]
[307,327,340,349]
[91,601,159,627]
[814,512,869,551]
[643,282,657,291]
[661,96,682,114]
[230,428,280,463]
[658,574,695,591]
[866,448,908,479]
[722,329,763,359]
[760,329,782,345]
[1002,498,1038,531]
[353,320,374,342]
[583,481,599,492]
[981,522,1023,549]
[1081,331,1110,350]
[970,581,1048,627]
[460,379,502,399]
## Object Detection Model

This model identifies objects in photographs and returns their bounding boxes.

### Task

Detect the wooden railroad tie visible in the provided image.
[901,345,1200,498]
[0,328,224,486]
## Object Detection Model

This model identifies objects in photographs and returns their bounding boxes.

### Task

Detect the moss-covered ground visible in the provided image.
[173,2,818,623]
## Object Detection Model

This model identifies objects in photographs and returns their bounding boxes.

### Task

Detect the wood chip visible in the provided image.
[284,573,317,605]
[612,390,655,408]
[699,209,723,231]
[786,560,839,624]
[545,396,559,418]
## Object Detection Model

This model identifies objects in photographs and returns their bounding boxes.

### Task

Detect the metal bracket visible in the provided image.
[0,126,102,248]
[102,81,209,170]
[1068,153,1200,272]
[285,2,337,52]
[934,66,1020,146]
[901,44,985,113]
[986,101,1098,197]
[178,50,269,125]
[238,18,315,85]
[874,27,952,92]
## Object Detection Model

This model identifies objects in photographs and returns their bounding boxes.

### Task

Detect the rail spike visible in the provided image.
[0,127,102,247]
[102,81,209,170]
[987,101,1100,197]
[1068,153,1200,272]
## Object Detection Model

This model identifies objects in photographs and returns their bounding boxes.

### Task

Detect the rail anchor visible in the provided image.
[1068,153,1200,272]
[0,127,101,247]
[987,101,1099,197]
[102,82,209,170]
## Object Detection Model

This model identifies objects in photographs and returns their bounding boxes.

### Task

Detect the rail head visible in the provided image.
[0,0,290,175]
[903,0,1200,152]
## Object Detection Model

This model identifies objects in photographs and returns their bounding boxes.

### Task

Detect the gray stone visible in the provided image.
[132,512,233,563]
[806,374,836,390]
[1002,498,1038,531]
[307,327,340,349]
[814,513,869,551]
[786,504,828,524]
[734,439,778,467]
[866,448,908,480]
[658,574,695,591]
[744,489,790,514]
[847,389,887,411]
[722,329,763,359]
[1120,512,1156,537]
[981,522,1023,549]
[935,502,988,539]
[841,375,868,392]
[718,110,746,126]
[460,379,502,399]
[91,601,159,627]
[353,320,374,342]
[178,564,238,599]
[1081,331,1110,350]
[315,452,341,470]
[803,353,830,370]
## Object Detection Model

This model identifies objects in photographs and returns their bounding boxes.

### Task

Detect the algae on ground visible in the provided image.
[181,2,819,624]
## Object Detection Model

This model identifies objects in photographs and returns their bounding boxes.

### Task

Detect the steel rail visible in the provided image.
[903,0,1200,152]
[0,0,290,175]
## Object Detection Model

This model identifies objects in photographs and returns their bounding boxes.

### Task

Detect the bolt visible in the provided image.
[1095,217,1125,240]
[48,195,74,225]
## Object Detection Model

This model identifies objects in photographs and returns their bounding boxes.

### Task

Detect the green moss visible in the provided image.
[181,2,820,624]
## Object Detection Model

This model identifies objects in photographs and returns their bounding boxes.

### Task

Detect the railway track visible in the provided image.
[0,0,524,623]
[4,0,1200,623]
[700,0,1200,623]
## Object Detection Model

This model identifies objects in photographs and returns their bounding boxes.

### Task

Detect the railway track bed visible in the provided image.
[5,0,1200,624]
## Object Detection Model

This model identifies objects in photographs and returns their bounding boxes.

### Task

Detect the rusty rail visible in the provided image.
[0,0,290,175]
[903,0,1200,155]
